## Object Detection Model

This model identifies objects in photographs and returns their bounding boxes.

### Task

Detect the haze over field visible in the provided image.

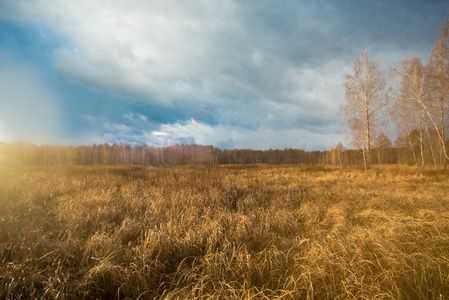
[0,1,447,150]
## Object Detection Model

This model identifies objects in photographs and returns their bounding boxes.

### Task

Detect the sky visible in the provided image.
[0,0,447,150]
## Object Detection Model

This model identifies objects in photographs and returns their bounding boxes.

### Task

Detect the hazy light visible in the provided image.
[0,120,8,142]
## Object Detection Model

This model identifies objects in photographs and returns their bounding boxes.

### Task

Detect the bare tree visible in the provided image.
[393,54,449,167]
[391,55,433,169]
[373,131,391,165]
[427,34,449,167]
[342,51,388,170]
[390,89,421,171]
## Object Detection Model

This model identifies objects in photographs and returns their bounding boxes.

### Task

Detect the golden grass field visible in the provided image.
[1,164,449,299]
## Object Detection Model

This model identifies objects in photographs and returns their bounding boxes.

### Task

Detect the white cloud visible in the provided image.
[139,119,344,150]
[143,119,215,146]
[138,114,148,122]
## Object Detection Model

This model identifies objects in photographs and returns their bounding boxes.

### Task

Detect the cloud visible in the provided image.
[1,1,244,106]
[0,0,446,149]
[148,119,345,150]
[1,1,350,104]
[100,117,344,150]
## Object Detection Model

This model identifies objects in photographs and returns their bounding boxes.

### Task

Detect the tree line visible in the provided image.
[342,12,449,171]
[0,140,411,167]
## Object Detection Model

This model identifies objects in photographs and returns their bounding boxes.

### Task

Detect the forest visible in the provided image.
[0,140,412,167]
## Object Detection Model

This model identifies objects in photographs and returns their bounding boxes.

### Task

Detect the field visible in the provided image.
[1,164,449,299]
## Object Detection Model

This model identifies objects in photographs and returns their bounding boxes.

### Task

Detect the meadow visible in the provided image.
[1,164,448,299]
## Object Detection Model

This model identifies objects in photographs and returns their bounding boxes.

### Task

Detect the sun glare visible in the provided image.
[0,122,7,143]
[0,123,4,142]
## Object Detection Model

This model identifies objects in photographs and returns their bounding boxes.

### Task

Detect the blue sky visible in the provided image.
[0,1,447,150]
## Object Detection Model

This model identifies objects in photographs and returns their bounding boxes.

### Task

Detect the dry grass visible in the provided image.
[1,164,449,299]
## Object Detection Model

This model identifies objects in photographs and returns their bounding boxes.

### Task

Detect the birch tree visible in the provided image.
[342,51,388,170]
[391,55,432,169]
[390,89,421,170]
[393,54,449,166]
[427,35,449,167]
